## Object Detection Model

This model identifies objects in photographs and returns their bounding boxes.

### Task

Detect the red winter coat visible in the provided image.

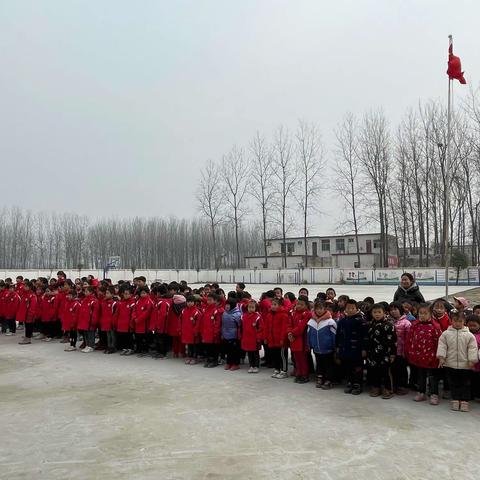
[405,319,442,368]
[263,307,289,348]
[4,290,21,320]
[287,309,311,352]
[99,298,118,332]
[167,304,182,337]
[258,298,272,317]
[241,311,263,351]
[16,291,38,323]
[0,289,7,317]
[200,303,223,344]
[114,297,136,333]
[132,296,153,334]
[152,298,171,334]
[62,298,80,331]
[54,291,66,322]
[77,296,100,331]
[40,295,56,322]
[180,306,201,344]
[433,312,451,332]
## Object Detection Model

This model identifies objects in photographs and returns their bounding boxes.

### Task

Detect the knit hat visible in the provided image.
[173,294,186,305]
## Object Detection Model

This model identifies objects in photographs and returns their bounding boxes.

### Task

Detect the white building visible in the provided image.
[245,233,398,269]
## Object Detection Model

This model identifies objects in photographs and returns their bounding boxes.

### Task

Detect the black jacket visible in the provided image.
[393,283,425,304]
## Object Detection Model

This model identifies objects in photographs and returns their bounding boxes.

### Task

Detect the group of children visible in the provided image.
[1,272,479,412]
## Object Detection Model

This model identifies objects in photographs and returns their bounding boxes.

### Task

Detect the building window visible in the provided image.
[281,242,295,254]
[348,238,354,243]
[373,240,381,249]
[321,239,330,252]
[336,239,345,252]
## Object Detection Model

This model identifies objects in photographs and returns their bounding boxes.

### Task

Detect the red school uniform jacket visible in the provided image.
[77,296,100,331]
[114,297,136,333]
[263,307,289,348]
[99,298,118,332]
[152,298,171,334]
[132,296,153,334]
[4,290,21,320]
[241,311,263,351]
[54,291,67,323]
[0,288,7,317]
[40,294,56,322]
[200,303,223,344]
[16,291,38,323]
[405,319,442,369]
[287,309,311,352]
[62,298,81,331]
[180,306,201,344]
[167,304,182,337]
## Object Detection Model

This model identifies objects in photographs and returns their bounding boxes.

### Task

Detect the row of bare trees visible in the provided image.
[198,121,325,269]
[0,207,263,270]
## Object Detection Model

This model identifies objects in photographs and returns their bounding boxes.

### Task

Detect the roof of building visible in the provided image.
[267,233,396,241]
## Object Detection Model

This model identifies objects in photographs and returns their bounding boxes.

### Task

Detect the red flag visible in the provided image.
[447,36,466,84]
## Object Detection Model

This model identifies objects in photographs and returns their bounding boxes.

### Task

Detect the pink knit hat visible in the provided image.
[453,296,469,308]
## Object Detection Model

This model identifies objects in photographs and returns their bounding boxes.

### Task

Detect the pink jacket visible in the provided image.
[393,315,411,357]
[473,332,480,372]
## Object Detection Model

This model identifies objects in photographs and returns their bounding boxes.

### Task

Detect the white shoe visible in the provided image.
[247,367,254,373]
[252,367,259,374]
[271,369,280,378]
[64,345,76,352]
[45,337,53,342]
[36,334,46,340]
[276,371,288,379]
[5,332,15,336]
[81,346,94,353]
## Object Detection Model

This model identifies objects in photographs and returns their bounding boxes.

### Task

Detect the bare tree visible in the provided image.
[197,160,225,269]
[272,126,297,268]
[333,113,362,267]
[295,120,324,267]
[222,146,249,268]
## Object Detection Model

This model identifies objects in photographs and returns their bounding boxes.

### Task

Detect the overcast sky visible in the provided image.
[1,0,478,235]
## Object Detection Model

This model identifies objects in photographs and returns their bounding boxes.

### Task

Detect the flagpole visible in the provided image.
[444,34,453,301]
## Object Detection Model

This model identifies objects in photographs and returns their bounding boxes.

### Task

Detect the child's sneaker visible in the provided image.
[429,394,439,405]
[252,367,259,373]
[450,400,460,411]
[414,392,426,402]
[230,365,240,371]
[81,346,94,353]
[321,381,333,390]
[64,345,76,352]
[18,338,31,345]
[247,367,254,373]
[369,387,381,397]
[316,376,324,388]
[351,384,362,395]
[224,364,232,370]
[5,331,15,336]
[36,334,46,340]
[395,387,409,396]
[276,371,288,379]
[460,401,469,412]
[442,390,451,400]
[343,383,353,394]
[185,359,191,365]
[271,369,280,378]
[44,337,53,342]
[381,389,394,400]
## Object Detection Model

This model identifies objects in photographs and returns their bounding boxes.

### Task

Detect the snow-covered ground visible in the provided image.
[0,334,478,480]
[218,283,471,302]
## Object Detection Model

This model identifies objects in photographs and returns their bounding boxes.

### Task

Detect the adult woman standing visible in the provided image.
[393,273,425,304]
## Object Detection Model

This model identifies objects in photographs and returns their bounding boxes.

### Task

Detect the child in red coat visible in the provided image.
[151,285,171,358]
[4,284,20,335]
[77,286,100,353]
[114,285,136,356]
[40,287,57,342]
[99,286,118,354]
[287,295,311,384]
[181,296,202,364]
[263,298,289,379]
[63,292,81,351]
[241,300,263,373]
[406,303,442,405]
[133,287,153,355]
[17,281,38,345]
[201,293,223,367]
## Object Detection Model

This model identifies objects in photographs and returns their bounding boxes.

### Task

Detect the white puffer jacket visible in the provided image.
[436,326,479,369]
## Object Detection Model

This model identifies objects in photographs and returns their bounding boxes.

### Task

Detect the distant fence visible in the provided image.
[1,267,479,286]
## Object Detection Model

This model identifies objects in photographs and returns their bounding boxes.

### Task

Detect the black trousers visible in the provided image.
[69,330,77,347]
[247,351,260,368]
[204,343,219,364]
[186,343,197,358]
[116,332,134,350]
[368,363,393,390]
[270,347,288,372]
[471,371,480,400]
[262,344,272,366]
[3,318,16,333]
[392,356,409,389]
[0,317,5,333]
[155,333,170,356]
[417,367,439,395]
[25,323,34,339]
[134,333,148,353]
[341,358,364,386]
[225,339,240,366]
[446,367,471,401]
[315,352,334,382]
